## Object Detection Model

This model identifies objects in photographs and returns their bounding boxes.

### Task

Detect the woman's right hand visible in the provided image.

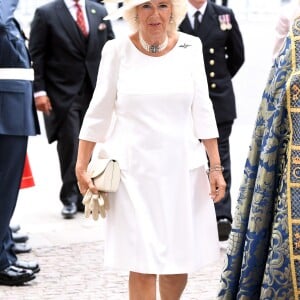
[76,164,98,196]
[76,140,97,195]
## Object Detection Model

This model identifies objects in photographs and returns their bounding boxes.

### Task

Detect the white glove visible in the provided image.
[82,190,109,220]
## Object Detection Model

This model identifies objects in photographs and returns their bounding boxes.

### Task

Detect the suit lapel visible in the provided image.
[180,4,218,41]
[199,3,219,40]
[180,16,194,36]
[55,0,86,53]
[85,1,98,54]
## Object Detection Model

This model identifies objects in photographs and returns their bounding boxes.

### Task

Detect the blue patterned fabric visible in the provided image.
[217,18,300,300]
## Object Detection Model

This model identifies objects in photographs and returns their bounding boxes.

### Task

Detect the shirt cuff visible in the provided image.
[34,91,47,98]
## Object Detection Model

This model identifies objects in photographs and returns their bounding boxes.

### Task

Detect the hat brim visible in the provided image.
[103,0,148,20]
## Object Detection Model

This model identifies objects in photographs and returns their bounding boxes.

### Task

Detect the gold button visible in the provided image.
[209,59,215,65]
[211,83,216,89]
[210,72,215,78]
[209,48,214,54]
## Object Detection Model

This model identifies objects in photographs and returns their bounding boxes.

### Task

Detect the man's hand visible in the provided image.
[34,95,52,115]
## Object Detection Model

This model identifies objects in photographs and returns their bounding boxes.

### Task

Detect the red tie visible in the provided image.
[74,0,88,37]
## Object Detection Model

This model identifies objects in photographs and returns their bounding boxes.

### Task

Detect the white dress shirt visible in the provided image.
[187,1,207,29]
[64,0,90,33]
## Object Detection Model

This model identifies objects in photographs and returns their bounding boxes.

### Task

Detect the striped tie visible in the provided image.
[74,0,88,37]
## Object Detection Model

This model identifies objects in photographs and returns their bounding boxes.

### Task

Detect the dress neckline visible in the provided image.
[128,32,182,59]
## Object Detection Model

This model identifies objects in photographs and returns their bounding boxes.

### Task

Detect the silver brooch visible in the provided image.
[179,43,191,48]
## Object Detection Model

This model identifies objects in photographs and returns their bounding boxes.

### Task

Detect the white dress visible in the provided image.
[80,32,220,274]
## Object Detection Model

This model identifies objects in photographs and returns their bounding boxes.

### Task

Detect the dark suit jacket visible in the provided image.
[179,2,244,123]
[29,0,115,143]
[0,4,40,136]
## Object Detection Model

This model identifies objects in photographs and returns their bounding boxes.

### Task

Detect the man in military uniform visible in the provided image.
[0,0,41,285]
[179,0,244,241]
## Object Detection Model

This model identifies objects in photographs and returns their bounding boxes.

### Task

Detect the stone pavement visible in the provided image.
[0,1,290,299]
[0,236,227,299]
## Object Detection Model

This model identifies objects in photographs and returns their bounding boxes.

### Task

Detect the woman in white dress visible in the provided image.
[75,0,226,298]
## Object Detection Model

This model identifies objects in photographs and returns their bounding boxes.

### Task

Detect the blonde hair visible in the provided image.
[123,0,187,34]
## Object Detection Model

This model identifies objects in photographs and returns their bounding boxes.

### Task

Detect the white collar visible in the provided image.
[64,0,86,9]
[187,1,207,21]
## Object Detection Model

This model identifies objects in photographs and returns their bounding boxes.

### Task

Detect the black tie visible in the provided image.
[194,11,201,33]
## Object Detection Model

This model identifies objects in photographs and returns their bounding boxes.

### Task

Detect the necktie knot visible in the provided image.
[194,11,201,18]
[194,11,201,32]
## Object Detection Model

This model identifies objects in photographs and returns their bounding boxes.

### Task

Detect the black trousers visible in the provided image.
[57,79,93,207]
[0,135,27,269]
[213,121,233,222]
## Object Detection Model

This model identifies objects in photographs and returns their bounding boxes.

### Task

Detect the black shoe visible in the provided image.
[12,232,29,243]
[0,265,35,286]
[61,203,77,219]
[217,218,232,241]
[10,224,21,233]
[77,201,85,213]
[12,243,32,254]
[13,260,40,274]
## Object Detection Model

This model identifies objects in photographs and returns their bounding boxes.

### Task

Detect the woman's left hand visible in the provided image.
[207,170,226,203]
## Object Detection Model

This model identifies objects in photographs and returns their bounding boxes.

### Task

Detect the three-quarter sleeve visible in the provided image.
[79,39,119,142]
[191,38,219,139]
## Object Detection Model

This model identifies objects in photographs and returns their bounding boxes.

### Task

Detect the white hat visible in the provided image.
[103,0,148,20]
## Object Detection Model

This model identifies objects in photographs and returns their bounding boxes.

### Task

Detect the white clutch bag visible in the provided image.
[87,158,121,192]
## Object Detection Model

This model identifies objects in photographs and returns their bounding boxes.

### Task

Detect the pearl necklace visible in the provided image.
[139,34,168,54]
